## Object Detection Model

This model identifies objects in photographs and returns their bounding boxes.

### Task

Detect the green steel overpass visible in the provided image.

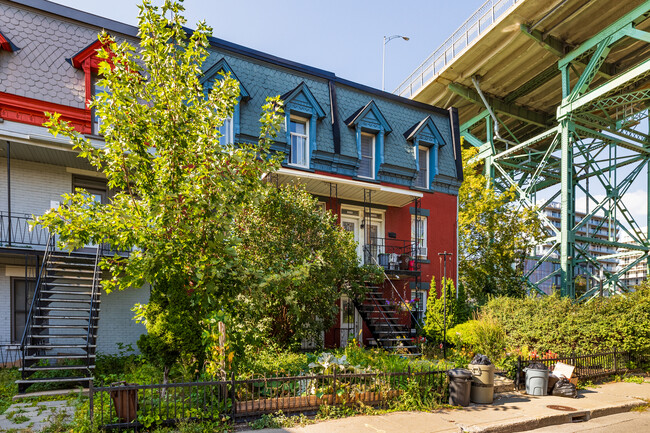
[397,0,650,298]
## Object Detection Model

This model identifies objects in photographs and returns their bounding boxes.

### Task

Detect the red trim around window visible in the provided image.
[0,32,13,52]
[71,40,111,107]
[0,92,91,134]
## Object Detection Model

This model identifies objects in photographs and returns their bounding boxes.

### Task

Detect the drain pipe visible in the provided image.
[471,75,517,149]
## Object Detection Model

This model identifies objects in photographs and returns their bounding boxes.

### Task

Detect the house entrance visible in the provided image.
[73,176,108,252]
[340,207,384,264]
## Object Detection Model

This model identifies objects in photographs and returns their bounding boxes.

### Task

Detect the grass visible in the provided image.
[6,408,30,424]
[0,368,20,414]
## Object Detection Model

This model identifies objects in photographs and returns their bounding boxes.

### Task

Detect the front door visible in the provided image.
[73,176,108,252]
[341,216,362,261]
[12,278,36,343]
[340,295,362,347]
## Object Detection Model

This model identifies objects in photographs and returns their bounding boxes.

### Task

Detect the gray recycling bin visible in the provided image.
[447,368,473,406]
[524,367,549,396]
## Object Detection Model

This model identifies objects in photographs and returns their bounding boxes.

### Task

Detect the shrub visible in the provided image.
[237,344,310,378]
[483,284,650,355]
[447,313,506,362]
[423,278,471,343]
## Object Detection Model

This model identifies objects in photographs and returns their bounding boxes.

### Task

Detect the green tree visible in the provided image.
[458,147,545,304]
[37,0,284,371]
[423,277,470,343]
[229,185,375,350]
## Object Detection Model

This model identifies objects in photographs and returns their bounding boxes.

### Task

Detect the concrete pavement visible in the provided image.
[239,380,650,433]
[0,400,74,432]
[526,409,650,432]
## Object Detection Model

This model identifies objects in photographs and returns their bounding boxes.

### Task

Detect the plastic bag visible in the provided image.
[552,377,578,398]
[470,354,492,365]
[527,361,548,370]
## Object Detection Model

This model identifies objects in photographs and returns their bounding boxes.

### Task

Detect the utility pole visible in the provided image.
[439,251,452,359]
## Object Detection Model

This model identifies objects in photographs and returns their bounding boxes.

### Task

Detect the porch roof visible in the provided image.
[274,167,422,208]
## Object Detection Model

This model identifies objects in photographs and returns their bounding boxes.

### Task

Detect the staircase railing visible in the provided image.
[20,233,55,376]
[87,244,102,371]
[363,245,423,332]
[352,288,400,349]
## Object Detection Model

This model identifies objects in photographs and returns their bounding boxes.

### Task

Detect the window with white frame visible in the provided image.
[289,116,309,168]
[411,215,427,259]
[91,73,108,136]
[411,289,427,327]
[415,145,429,189]
[219,116,234,146]
[358,133,375,179]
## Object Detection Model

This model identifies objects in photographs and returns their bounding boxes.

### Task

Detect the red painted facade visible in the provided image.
[320,173,458,349]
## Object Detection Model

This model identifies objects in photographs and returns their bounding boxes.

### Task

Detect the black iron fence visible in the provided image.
[0,212,50,247]
[0,342,21,367]
[515,349,650,388]
[90,368,448,430]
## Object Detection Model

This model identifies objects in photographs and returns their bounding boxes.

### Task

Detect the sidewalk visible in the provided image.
[239,380,650,433]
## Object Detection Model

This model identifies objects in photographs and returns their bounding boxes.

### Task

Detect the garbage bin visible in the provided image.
[469,363,495,404]
[447,368,473,407]
[378,253,389,269]
[524,367,549,396]
[109,382,138,423]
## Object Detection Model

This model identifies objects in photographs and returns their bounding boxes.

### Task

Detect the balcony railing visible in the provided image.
[363,236,422,274]
[0,211,50,248]
[0,212,129,255]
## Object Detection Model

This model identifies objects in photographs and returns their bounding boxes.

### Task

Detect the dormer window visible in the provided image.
[415,145,429,188]
[219,116,234,146]
[289,115,309,167]
[91,73,109,136]
[69,39,114,135]
[358,133,375,179]
[200,58,251,145]
[281,82,326,169]
[404,116,447,189]
[345,100,392,180]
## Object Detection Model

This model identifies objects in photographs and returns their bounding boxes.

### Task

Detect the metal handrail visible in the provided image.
[0,211,51,247]
[364,245,423,331]
[394,0,521,98]
[353,283,401,348]
[87,244,102,371]
[20,233,54,374]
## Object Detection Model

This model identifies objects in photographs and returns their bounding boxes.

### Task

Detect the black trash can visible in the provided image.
[447,368,473,407]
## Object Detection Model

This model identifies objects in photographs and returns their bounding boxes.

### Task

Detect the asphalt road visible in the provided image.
[526,409,650,432]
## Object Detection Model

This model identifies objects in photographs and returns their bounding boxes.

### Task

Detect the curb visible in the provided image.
[463,399,646,433]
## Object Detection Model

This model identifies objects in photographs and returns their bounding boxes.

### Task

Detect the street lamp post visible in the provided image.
[382,35,409,91]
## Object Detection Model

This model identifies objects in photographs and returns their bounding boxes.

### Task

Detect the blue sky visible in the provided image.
[53,0,486,92]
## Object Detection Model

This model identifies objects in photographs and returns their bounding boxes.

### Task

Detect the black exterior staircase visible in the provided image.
[17,238,102,393]
[354,282,419,355]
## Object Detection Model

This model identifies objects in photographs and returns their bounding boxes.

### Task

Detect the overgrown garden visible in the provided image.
[1,0,649,432]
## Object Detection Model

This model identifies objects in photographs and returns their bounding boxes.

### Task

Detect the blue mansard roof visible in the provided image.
[10,0,463,191]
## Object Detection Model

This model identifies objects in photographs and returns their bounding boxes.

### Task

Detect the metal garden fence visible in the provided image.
[515,349,650,388]
[89,368,448,430]
[0,343,21,367]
